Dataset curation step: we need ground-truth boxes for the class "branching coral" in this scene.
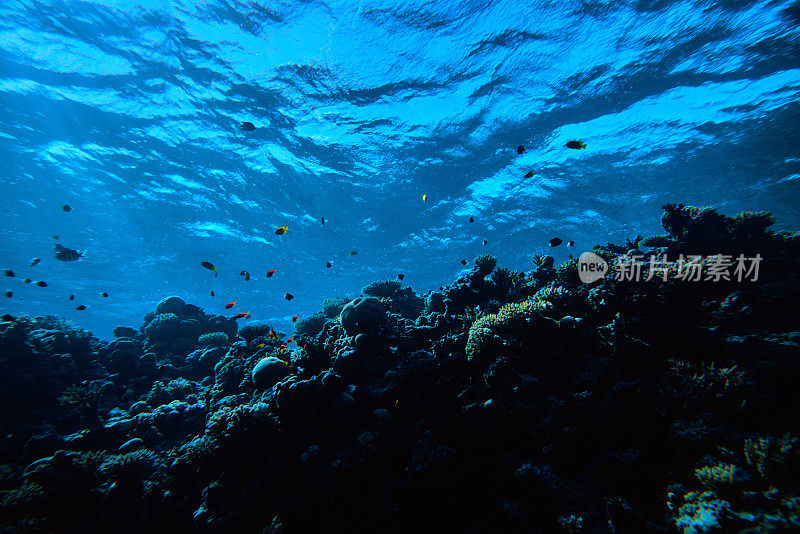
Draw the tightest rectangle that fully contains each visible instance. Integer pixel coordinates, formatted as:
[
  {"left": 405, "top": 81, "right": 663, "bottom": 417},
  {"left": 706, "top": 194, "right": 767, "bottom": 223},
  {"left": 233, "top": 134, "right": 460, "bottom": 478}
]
[
  {"left": 465, "top": 299, "right": 554, "bottom": 361},
  {"left": 474, "top": 254, "right": 497, "bottom": 276},
  {"left": 58, "top": 380, "right": 108, "bottom": 425},
  {"left": 362, "top": 279, "right": 402, "bottom": 298},
  {"left": 198, "top": 332, "right": 230, "bottom": 347},
  {"left": 744, "top": 434, "right": 800, "bottom": 487},
  {"left": 322, "top": 296, "right": 351, "bottom": 318},
  {"left": 237, "top": 322, "right": 273, "bottom": 343}
]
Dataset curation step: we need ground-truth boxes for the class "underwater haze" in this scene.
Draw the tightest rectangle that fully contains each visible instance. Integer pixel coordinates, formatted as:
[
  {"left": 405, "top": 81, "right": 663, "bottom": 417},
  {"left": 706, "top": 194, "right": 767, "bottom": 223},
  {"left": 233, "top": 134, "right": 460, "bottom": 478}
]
[{"left": 1, "top": 0, "right": 799, "bottom": 338}]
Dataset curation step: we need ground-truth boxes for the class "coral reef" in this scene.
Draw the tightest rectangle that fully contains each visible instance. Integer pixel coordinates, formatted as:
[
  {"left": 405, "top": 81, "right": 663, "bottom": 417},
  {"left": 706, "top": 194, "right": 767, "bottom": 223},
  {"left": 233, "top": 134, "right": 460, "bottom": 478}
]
[{"left": 1, "top": 204, "right": 799, "bottom": 534}]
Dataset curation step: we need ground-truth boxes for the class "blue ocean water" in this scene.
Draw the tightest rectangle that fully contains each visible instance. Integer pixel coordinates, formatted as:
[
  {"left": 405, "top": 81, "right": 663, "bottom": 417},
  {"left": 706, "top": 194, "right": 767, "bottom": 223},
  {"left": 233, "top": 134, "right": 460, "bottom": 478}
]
[{"left": 1, "top": 0, "right": 798, "bottom": 340}]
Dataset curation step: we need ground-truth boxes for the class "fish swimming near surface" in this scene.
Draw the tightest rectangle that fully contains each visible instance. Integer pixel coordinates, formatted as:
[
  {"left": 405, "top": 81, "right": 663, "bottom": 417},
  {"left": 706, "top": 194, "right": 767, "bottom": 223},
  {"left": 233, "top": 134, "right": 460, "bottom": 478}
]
[
  {"left": 225, "top": 301, "right": 236, "bottom": 309},
  {"left": 233, "top": 312, "right": 251, "bottom": 320},
  {"left": 285, "top": 293, "right": 294, "bottom": 301},
  {"left": 397, "top": 274, "right": 404, "bottom": 280},
  {"left": 62, "top": 205, "right": 72, "bottom": 212},
  {"left": 266, "top": 269, "right": 277, "bottom": 278},
  {"left": 240, "top": 270, "right": 250, "bottom": 281},
  {"left": 201, "top": 261, "right": 218, "bottom": 276},
  {"left": 483, "top": 240, "right": 488, "bottom": 245},
  {"left": 69, "top": 294, "right": 75, "bottom": 300},
  {"left": 275, "top": 226, "right": 288, "bottom": 236},
  {"left": 54, "top": 244, "right": 83, "bottom": 261},
  {"left": 566, "top": 241, "right": 575, "bottom": 247},
  {"left": 100, "top": 292, "right": 108, "bottom": 297},
  {"left": 23, "top": 278, "right": 31, "bottom": 284},
  {"left": 29, "top": 258, "right": 40, "bottom": 267},
  {"left": 524, "top": 171, "right": 535, "bottom": 178},
  {"left": 75, "top": 305, "right": 86, "bottom": 310},
  {"left": 469, "top": 216, "right": 474, "bottom": 223},
  {"left": 321, "top": 217, "right": 325, "bottom": 224},
  {"left": 35, "top": 281, "right": 47, "bottom": 287},
  {"left": 3, "top": 270, "right": 13, "bottom": 277},
  {"left": 517, "top": 145, "right": 524, "bottom": 154},
  {"left": 566, "top": 140, "right": 587, "bottom": 149},
  {"left": 240, "top": 122, "right": 256, "bottom": 131},
  {"left": 210, "top": 290, "right": 215, "bottom": 297},
  {"left": 461, "top": 259, "right": 467, "bottom": 265},
  {"left": 326, "top": 262, "right": 332, "bottom": 268},
  {"left": 348, "top": 251, "right": 358, "bottom": 256},
  {"left": 4, "top": 291, "right": 11, "bottom": 298},
  {"left": 549, "top": 238, "right": 563, "bottom": 247},
  {"left": 422, "top": 194, "right": 427, "bottom": 202}
]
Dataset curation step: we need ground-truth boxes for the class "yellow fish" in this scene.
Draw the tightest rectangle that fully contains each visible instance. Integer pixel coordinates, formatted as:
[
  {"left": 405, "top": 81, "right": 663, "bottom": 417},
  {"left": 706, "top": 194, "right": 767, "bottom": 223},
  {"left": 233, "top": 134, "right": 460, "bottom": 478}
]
[
  {"left": 422, "top": 194, "right": 427, "bottom": 202},
  {"left": 275, "top": 225, "right": 288, "bottom": 236},
  {"left": 256, "top": 343, "right": 265, "bottom": 349}
]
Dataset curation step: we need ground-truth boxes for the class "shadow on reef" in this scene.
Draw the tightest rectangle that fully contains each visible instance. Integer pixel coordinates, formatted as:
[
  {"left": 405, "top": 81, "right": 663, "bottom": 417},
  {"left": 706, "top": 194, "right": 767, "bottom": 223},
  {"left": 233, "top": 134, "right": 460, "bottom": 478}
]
[{"left": 1, "top": 204, "right": 800, "bottom": 533}]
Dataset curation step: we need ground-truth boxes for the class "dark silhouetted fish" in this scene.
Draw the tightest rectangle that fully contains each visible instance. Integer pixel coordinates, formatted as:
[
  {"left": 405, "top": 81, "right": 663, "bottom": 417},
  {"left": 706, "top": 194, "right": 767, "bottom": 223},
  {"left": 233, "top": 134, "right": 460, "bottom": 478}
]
[
  {"left": 285, "top": 293, "right": 294, "bottom": 301},
  {"left": 326, "top": 262, "right": 332, "bottom": 268},
  {"left": 397, "top": 274, "right": 404, "bottom": 280},
  {"left": 524, "top": 171, "right": 535, "bottom": 178},
  {"left": 23, "top": 278, "right": 31, "bottom": 284},
  {"left": 29, "top": 258, "right": 40, "bottom": 267},
  {"left": 210, "top": 290, "right": 215, "bottom": 297},
  {"left": 483, "top": 240, "right": 488, "bottom": 245},
  {"left": 461, "top": 259, "right": 467, "bottom": 265},
  {"left": 566, "top": 140, "right": 586, "bottom": 149},
  {"left": 76, "top": 305, "right": 86, "bottom": 310},
  {"left": 240, "top": 122, "right": 256, "bottom": 131},
  {"left": 3, "top": 270, "right": 13, "bottom": 277},
  {"left": 54, "top": 244, "right": 83, "bottom": 261},
  {"left": 469, "top": 216, "right": 474, "bottom": 223},
  {"left": 101, "top": 292, "right": 108, "bottom": 297},
  {"left": 4, "top": 291, "right": 11, "bottom": 298},
  {"left": 62, "top": 204, "right": 72, "bottom": 212},
  {"left": 69, "top": 294, "right": 75, "bottom": 300},
  {"left": 566, "top": 241, "right": 575, "bottom": 247},
  {"left": 240, "top": 270, "right": 250, "bottom": 281},
  {"left": 517, "top": 145, "right": 524, "bottom": 154},
  {"left": 35, "top": 281, "right": 47, "bottom": 287},
  {"left": 549, "top": 238, "right": 563, "bottom": 247}
]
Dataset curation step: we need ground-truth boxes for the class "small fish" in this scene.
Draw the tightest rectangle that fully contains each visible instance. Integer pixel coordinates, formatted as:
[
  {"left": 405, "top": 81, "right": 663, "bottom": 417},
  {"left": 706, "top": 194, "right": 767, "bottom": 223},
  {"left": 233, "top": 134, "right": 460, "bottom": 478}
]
[
  {"left": 284, "top": 293, "right": 294, "bottom": 301},
  {"left": 4, "top": 291, "right": 11, "bottom": 298},
  {"left": 3, "top": 270, "right": 13, "bottom": 277},
  {"left": 54, "top": 244, "right": 83, "bottom": 261},
  {"left": 292, "top": 315, "right": 300, "bottom": 322},
  {"left": 266, "top": 269, "right": 277, "bottom": 278},
  {"left": 29, "top": 258, "right": 40, "bottom": 267},
  {"left": 566, "top": 241, "right": 575, "bottom": 247},
  {"left": 69, "top": 294, "right": 75, "bottom": 300},
  {"left": 35, "top": 281, "right": 47, "bottom": 287},
  {"left": 348, "top": 251, "right": 358, "bottom": 256},
  {"left": 394, "top": 399, "right": 399, "bottom": 408},
  {"left": 397, "top": 274, "right": 404, "bottom": 281},
  {"left": 566, "top": 140, "right": 587, "bottom": 149},
  {"left": 321, "top": 217, "right": 325, "bottom": 224},
  {"left": 100, "top": 292, "right": 108, "bottom": 297},
  {"left": 269, "top": 329, "right": 277, "bottom": 339},
  {"left": 278, "top": 344, "right": 287, "bottom": 350},
  {"left": 422, "top": 193, "right": 427, "bottom": 202},
  {"left": 256, "top": 343, "right": 266, "bottom": 349},
  {"left": 439, "top": 286, "right": 443, "bottom": 291},
  {"left": 287, "top": 337, "right": 294, "bottom": 343},
  {"left": 326, "top": 262, "right": 332, "bottom": 268},
  {"left": 240, "top": 270, "right": 250, "bottom": 281},
  {"left": 549, "top": 238, "right": 563, "bottom": 247},
  {"left": 75, "top": 305, "right": 86, "bottom": 310},
  {"left": 461, "top": 259, "right": 467, "bottom": 265},
  {"left": 524, "top": 171, "right": 535, "bottom": 178},
  {"left": 62, "top": 204, "right": 72, "bottom": 212},
  {"left": 483, "top": 240, "right": 488, "bottom": 245},
  {"left": 233, "top": 312, "right": 251, "bottom": 320},
  {"left": 275, "top": 226, "right": 288, "bottom": 236},
  {"left": 469, "top": 216, "right": 474, "bottom": 223},
  {"left": 23, "top": 278, "right": 31, "bottom": 284},
  {"left": 517, "top": 145, "right": 524, "bottom": 154},
  {"left": 201, "top": 261, "right": 218, "bottom": 273},
  {"left": 210, "top": 290, "right": 215, "bottom": 297},
  {"left": 225, "top": 301, "right": 236, "bottom": 309},
  {"left": 240, "top": 121, "right": 256, "bottom": 131}
]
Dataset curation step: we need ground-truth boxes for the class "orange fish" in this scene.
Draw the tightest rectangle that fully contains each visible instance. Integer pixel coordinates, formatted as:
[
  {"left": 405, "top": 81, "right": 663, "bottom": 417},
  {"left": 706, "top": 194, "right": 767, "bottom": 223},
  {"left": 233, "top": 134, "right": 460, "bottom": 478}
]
[
  {"left": 291, "top": 315, "right": 300, "bottom": 322},
  {"left": 266, "top": 269, "right": 277, "bottom": 278},
  {"left": 225, "top": 301, "right": 236, "bottom": 309},
  {"left": 287, "top": 337, "right": 294, "bottom": 343},
  {"left": 279, "top": 344, "right": 287, "bottom": 350},
  {"left": 269, "top": 329, "right": 277, "bottom": 339},
  {"left": 233, "top": 312, "right": 250, "bottom": 320},
  {"left": 303, "top": 343, "right": 308, "bottom": 350}
]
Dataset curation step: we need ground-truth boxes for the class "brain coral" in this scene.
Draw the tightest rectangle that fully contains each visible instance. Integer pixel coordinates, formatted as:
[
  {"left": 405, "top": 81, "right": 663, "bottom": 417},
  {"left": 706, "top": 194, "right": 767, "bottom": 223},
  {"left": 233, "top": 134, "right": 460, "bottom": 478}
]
[
  {"left": 144, "top": 313, "right": 180, "bottom": 343},
  {"left": 465, "top": 299, "right": 554, "bottom": 362}
]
